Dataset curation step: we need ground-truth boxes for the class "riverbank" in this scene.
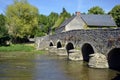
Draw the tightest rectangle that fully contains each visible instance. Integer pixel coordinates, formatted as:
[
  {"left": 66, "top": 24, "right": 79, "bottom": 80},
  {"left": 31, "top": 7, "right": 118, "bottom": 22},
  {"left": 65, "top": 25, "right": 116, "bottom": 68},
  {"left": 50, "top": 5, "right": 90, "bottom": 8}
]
[{"left": 0, "top": 44, "right": 45, "bottom": 54}]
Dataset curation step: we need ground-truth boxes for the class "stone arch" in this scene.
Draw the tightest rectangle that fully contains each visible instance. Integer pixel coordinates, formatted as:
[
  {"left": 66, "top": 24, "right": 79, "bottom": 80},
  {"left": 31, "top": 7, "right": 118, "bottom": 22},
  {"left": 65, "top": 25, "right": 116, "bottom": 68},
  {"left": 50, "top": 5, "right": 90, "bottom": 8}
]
[
  {"left": 49, "top": 41, "right": 54, "bottom": 46},
  {"left": 66, "top": 42, "right": 74, "bottom": 53},
  {"left": 57, "top": 40, "right": 62, "bottom": 48},
  {"left": 108, "top": 48, "right": 120, "bottom": 71},
  {"left": 81, "top": 43, "right": 95, "bottom": 62}
]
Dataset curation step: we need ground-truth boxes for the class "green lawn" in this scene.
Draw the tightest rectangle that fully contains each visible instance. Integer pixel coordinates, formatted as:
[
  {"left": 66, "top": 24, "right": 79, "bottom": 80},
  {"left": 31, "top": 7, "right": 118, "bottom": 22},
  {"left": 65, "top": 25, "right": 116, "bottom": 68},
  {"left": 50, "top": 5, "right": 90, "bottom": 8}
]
[{"left": 0, "top": 44, "right": 45, "bottom": 54}]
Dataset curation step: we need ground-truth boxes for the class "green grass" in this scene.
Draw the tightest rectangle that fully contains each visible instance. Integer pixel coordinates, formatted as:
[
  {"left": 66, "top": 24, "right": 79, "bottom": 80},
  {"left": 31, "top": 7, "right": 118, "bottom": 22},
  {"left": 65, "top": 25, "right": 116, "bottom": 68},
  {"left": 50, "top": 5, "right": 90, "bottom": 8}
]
[{"left": 0, "top": 44, "right": 45, "bottom": 54}]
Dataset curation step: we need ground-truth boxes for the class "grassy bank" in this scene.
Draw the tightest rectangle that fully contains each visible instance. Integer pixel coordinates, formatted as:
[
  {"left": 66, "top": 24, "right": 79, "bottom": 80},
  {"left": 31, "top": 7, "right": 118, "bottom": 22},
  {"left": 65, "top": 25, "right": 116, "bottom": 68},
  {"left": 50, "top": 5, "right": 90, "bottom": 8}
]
[{"left": 0, "top": 44, "right": 45, "bottom": 54}]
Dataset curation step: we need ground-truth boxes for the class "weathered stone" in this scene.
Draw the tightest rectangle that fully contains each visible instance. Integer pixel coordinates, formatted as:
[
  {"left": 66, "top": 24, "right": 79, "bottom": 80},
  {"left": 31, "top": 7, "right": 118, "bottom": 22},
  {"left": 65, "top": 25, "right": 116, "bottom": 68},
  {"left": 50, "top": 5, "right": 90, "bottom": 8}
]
[
  {"left": 88, "top": 53, "right": 109, "bottom": 68},
  {"left": 69, "top": 49, "right": 83, "bottom": 61},
  {"left": 49, "top": 46, "right": 58, "bottom": 53},
  {"left": 57, "top": 47, "right": 67, "bottom": 56}
]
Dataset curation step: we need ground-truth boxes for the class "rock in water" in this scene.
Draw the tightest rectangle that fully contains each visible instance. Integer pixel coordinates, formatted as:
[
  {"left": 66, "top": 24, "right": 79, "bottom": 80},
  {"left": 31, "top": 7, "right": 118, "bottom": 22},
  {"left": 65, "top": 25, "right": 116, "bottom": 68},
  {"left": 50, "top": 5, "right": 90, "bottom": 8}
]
[{"left": 88, "top": 53, "right": 109, "bottom": 68}]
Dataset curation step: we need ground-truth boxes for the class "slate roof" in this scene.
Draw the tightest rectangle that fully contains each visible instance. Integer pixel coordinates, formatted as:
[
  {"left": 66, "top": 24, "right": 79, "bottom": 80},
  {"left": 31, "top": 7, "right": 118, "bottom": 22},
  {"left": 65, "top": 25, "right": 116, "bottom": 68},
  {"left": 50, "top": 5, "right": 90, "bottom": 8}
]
[
  {"left": 59, "top": 14, "right": 116, "bottom": 28},
  {"left": 81, "top": 14, "right": 117, "bottom": 27}
]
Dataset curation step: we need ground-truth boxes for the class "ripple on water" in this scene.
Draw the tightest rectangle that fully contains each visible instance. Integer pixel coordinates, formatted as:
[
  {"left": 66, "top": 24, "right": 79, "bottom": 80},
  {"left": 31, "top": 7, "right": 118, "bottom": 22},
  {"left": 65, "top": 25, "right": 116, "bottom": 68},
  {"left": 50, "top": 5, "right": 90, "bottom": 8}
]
[{"left": 0, "top": 52, "right": 119, "bottom": 80}]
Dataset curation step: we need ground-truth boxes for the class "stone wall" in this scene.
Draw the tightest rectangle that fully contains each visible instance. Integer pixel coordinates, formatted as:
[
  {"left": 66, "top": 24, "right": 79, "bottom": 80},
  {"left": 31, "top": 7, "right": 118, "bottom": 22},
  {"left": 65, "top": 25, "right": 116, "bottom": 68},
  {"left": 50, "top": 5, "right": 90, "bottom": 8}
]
[
  {"left": 36, "top": 28, "right": 120, "bottom": 55},
  {"left": 66, "top": 15, "right": 85, "bottom": 31},
  {"left": 35, "top": 35, "right": 50, "bottom": 50}
]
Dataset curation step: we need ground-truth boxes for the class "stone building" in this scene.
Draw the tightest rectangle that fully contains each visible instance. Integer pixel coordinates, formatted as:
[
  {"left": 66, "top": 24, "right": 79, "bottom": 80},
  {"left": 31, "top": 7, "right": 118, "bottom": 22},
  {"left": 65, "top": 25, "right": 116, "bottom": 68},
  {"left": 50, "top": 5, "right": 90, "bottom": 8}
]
[{"left": 55, "top": 12, "right": 117, "bottom": 33}]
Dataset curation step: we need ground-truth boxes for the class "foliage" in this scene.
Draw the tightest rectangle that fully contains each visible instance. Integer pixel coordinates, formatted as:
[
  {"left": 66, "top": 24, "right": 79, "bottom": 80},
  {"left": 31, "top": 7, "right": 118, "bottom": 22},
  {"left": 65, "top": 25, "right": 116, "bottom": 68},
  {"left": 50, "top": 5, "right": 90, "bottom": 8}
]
[
  {"left": 48, "top": 12, "right": 59, "bottom": 26},
  {"left": 48, "top": 12, "right": 59, "bottom": 33},
  {"left": 37, "top": 14, "right": 48, "bottom": 36},
  {"left": 53, "top": 8, "right": 71, "bottom": 29},
  {"left": 53, "top": 17, "right": 64, "bottom": 29},
  {"left": 35, "top": 8, "right": 71, "bottom": 36},
  {"left": 37, "top": 12, "right": 59, "bottom": 36},
  {"left": 0, "top": 14, "right": 7, "bottom": 38},
  {"left": 0, "top": 14, "right": 10, "bottom": 46},
  {"left": 0, "top": 35, "right": 11, "bottom": 46},
  {"left": 88, "top": 6, "right": 105, "bottom": 14},
  {"left": 109, "top": 5, "right": 120, "bottom": 27},
  {"left": 35, "top": 29, "right": 46, "bottom": 37},
  {"left": 6, "top": 0, "right": 39, "bottom": 39}
]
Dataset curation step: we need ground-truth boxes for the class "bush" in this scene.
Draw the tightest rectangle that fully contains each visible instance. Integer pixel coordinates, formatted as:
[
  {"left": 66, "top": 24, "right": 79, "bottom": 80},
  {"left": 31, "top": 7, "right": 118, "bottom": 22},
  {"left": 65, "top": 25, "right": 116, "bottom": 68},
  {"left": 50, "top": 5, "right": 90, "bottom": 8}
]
[{"left": 0, "top": 35, "right": 11, "bottom": 46}]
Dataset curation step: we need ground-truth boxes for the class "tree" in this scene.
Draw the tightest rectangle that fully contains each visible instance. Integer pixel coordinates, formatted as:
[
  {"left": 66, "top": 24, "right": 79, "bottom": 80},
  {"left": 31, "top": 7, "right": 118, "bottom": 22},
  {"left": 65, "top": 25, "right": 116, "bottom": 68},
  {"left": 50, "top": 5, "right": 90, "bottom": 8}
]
[
  {"left": 88, "top": 6, "right": 105, "bottom": 14},
  {"left": 37, "top": 14, "right": 48, "bottom": 36},
  {"left": 48, "top": 12, "right": 59, "bottom": 25},
  {"left": 48, "top": 12, "right": 59, "bottom": 33},
  {"left": 0, "top": 14, "right": 10, "bottom": 45},
  {"left": 109, "top": 5, "right": 120, "bottom": 27},
  {"left": 0, "top": 14, "right": 7, "bottom": 38},
  {"left": 37, "top": 12, "right": 59, "bottom": 36},
  {"left": 60, "top": 8, "right": 71, "bottom": 18},
  {"left": 53, "top": 8, "right": 71, "bottom": 29},
  {"left": 6, "top": 0, "right": 39, "bottom": 41}
]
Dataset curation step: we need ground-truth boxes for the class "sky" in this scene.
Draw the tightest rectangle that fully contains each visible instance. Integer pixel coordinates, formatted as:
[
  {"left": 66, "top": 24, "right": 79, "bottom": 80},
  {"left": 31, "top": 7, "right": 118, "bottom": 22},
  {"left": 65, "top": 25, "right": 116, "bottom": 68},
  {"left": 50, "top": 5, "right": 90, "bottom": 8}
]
[{"left": 0, "top": 0, "right": 120, "bottom": 15}]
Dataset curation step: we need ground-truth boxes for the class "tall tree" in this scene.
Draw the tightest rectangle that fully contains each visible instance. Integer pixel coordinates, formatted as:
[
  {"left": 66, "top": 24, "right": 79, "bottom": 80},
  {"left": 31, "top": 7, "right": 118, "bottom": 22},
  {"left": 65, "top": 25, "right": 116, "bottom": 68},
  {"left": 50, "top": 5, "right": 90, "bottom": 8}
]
[
  {"left": 48, "top": 12, "right": 59, "bottom": 26},
  {"left": 37, "top": 12, "right": 59, "bottom": 35},
  {"left": 37, "top": 14, "right": 48, "bottom": 36},
  {"left": 109, "top": 5, "right": 120, "bottom": 27},
  {"left": 48, "top": 12, "right": 59, "bottom": 33},
  {"left": 54, "top": 8, "right": 71, "bottom": 29},
  {"left": 60, "top": 8, "right": 71, "bottom": 18},
  {"left": 88, "top": 6, "right": 105, "bottom": 14},
  {"left": 6, "top": 0, "right": 39, "bottom": 40},
  {"left": 0, "top": 14, "right": 7, "bottom": 38}
]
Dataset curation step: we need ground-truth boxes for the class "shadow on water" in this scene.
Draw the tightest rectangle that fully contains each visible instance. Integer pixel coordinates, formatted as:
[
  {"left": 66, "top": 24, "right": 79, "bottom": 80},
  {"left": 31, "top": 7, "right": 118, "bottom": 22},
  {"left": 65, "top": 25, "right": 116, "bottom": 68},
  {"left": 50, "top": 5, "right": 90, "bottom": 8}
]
[
  {"left": 0, "top": 52, "right": 119, "bottom": 80},
  {"left": 108, "top": 48, "right": 120, "bottom": 72},
  {"left": 112, "top": 74, "right": 120, "bottom": 80}
]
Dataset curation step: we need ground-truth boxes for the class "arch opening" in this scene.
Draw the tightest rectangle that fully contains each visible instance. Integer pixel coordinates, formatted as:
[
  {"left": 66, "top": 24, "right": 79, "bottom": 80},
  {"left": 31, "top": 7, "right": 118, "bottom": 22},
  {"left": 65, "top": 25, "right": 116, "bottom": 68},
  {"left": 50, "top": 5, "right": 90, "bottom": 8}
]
[
  {"left": 108, "top": 48, "right": 120, "bottom": 71},
  {"left": 66, "top": 42, "right": 74, "bottom": 52},
  {"left": 49, "top": 42, "right": 54, "bottom": 46},
  {"left": 82, "top": 43, "right": 94, "bottom": 62},
  {"left": 57, "top": 41, "right": 62, "bottom": 48}
]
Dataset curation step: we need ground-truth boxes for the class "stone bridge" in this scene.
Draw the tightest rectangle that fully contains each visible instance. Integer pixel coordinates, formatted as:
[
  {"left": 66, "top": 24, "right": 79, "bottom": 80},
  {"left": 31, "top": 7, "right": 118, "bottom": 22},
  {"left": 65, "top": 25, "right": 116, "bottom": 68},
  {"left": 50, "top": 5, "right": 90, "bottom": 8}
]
[{"left": 35, "top": 29, "right": 120, "bottom": 71}]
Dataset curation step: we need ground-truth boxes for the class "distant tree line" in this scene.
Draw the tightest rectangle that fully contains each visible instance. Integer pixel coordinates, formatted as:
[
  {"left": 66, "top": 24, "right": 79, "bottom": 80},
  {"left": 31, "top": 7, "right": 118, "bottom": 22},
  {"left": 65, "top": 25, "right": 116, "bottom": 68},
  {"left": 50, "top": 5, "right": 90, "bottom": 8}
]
[{"left": 0, "top": 0, "right": 120, "bottom": 44}]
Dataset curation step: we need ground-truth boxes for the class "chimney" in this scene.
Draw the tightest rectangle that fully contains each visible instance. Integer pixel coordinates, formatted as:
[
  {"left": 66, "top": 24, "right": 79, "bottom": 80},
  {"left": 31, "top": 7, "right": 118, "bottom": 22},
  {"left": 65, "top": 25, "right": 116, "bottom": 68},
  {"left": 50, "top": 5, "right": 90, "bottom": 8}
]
[{"left": 76, "top": 12, "right": 80, "bottom": 16}]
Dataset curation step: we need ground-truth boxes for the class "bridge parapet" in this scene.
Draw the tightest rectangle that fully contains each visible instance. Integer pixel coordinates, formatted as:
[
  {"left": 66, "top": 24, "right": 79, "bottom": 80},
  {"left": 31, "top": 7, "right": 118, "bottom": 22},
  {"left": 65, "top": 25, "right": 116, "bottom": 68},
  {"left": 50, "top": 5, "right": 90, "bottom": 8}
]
[
  {"left": 36, "top": 28, "right": 120, "bottom": 55},
  {"left": 35, "top": 28, "right": 120, "bottom": 71}
]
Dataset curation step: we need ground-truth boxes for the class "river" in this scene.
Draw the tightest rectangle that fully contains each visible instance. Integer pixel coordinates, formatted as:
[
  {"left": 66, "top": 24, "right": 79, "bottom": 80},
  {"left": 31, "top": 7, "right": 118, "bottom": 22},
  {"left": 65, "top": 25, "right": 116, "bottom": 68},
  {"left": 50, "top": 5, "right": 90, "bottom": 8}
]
[{"left": 0, "top": 52, "right": 119, "bottom": 80}]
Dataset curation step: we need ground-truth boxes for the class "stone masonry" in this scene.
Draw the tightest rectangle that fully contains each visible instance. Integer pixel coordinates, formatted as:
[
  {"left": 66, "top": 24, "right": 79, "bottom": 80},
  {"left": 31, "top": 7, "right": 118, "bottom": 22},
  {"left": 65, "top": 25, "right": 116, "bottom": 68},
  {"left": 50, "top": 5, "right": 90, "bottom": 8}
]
[{"left": 35, "top": 28, "right": 120, "bottom": 68}]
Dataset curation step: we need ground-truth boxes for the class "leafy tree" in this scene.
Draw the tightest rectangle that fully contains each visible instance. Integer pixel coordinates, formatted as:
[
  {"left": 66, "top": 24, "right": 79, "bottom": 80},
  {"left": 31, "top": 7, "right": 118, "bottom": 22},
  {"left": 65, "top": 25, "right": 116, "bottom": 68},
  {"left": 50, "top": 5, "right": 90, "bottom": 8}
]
[
  {"left": 37, "top": 14, "right": 48, "bottom": 36},
  {"left": 60, "top": 8, "right": 71, "bottom": 18},
  {"left": 37, "top": 8, "right": 71, "bottom": 36},
  {"left": 48, "top": 12, "right": 59, "bottom": 26},
  {"left": 54, "top": 8, "right": 71, "bottom": 29},
  {"left": 6, "top": 0, "right": 39, "bottom": 41},
  {"left": 0, "top": 14, "right": 10, "bottom": 45},
  {"left": 48, "top": 12, "right": 59, "bottom": 33},
  {"left": 88, "top": 6, "right": 105, "bottom": 14},
  {"left": 0, "top": 14, "right": 7, "bottom": 38},
  {"left": 37, "top": 12, "right": 59, "bottom": 36},
  {"left": 109, "top": 5, "right": 120, "bottom": 27},
  {"left": 38, "top": 14, "right": 48, "bottom": 26}
]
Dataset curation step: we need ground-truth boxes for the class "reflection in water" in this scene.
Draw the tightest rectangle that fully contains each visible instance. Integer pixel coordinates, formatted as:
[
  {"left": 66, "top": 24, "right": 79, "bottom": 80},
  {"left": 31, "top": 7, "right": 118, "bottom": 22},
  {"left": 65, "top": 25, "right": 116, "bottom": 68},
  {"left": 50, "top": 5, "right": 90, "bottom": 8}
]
[
  {"left": 112, "top": 74, "right": 120, "bottom": 80},
  {"left": 0, "top": 52, "right": 35, "bottom": 80},
  {"left": 62, "top": 61, "right": 119, "bottom": 80},
  {"left": 0, "top": 52, "right": 119, "bottom": 80},
  {"left": 108, "top": 48, "right": 120, "bottom": 72}
]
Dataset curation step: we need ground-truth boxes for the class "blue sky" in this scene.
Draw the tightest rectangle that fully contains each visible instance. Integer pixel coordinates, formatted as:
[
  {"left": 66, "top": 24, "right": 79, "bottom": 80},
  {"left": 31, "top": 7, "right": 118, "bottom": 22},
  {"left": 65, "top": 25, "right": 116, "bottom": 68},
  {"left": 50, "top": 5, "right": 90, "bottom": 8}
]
[{"left": 0, "top": 0, "right": 120, "bottom": 15}]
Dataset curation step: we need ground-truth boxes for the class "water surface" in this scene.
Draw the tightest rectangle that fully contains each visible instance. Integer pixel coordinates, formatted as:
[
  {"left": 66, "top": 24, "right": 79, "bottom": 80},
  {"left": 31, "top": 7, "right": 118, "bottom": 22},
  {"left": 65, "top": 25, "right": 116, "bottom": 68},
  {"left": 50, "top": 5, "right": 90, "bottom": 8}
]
[{"left": 0, "top": 52, "right": 119, "bottom": 80}]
